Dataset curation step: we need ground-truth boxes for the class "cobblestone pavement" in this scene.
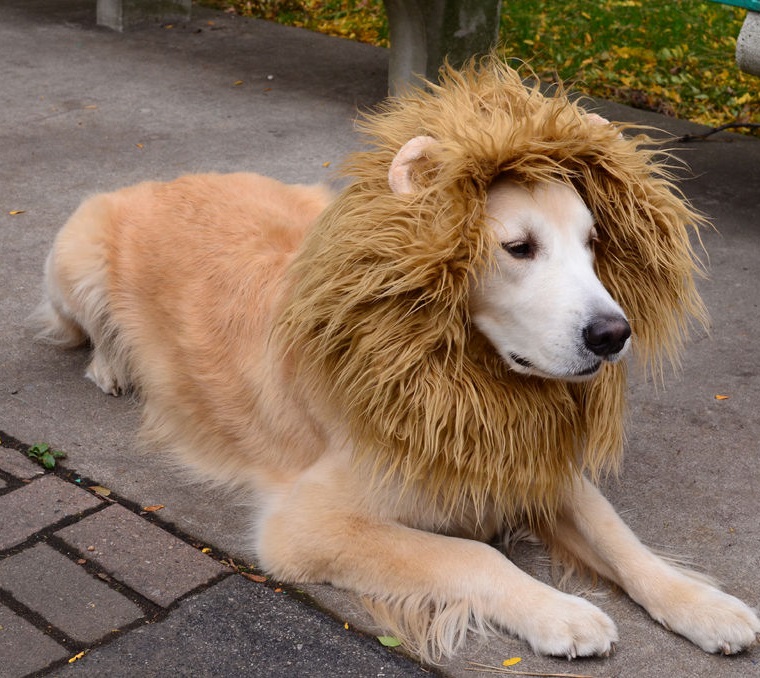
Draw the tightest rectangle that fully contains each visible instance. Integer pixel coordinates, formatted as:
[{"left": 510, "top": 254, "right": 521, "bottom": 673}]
[
  {"left": 0, "top": 442, "right": 429, "bottom": 677},
  {"left": 0, "top": 442, "right": 220, "bottom": 675}
]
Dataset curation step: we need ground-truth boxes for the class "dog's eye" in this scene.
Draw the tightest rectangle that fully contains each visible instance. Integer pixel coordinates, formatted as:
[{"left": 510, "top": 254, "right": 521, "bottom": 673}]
[{"left": 501, "top": 240, "right": 535, "bottom": 259}]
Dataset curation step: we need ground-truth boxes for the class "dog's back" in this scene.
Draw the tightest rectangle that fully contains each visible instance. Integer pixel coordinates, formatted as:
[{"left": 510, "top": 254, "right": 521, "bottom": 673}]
[{"left": 35, "top": 172, "right": 333, "bottom": 486}]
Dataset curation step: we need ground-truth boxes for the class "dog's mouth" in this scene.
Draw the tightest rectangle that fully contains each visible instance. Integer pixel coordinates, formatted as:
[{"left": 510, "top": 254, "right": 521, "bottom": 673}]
[
  {"left": 571, "top": 360, "right": 603, "bottom": 378},
  {"left": 509, "top": 353, "right": 534, "bottom": 369},
  {"left": 508, "top": 352, "right": 603, "bottom": 381}
]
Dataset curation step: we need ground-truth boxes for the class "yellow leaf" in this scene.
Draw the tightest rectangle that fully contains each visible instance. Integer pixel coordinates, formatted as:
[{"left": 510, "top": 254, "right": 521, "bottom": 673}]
[
  {"left": 201, "top": 547, "right": 212, "bottom": 554},
  {"left": 233, "top": 80, "right": 244, "bottom": 86},
  {"left": 68, "top": 651, "right": 87, "bottom": 663},
  {"left": 89, "top": 485, "right": 111, "bottom": 497},
  {"left": 142, "top": 504, "right": 165, "bottom": 512},
  {"left": 503, "top": 657, "right": 522, "bottom": 666},
  {"left": 715, "top": 394, "right": 730, "bottom": 400},
  {"left": 9, "top": 210, "right": 25, "bottom": 215}
]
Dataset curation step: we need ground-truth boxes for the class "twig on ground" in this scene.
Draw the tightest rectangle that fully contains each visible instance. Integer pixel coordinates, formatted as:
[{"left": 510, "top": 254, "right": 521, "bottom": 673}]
[
  {"left": 678, "top": 122, "right": 760, "bottom": 142},
  {"left": 465, "top": 661, "right": 597, "bottom": 677}
]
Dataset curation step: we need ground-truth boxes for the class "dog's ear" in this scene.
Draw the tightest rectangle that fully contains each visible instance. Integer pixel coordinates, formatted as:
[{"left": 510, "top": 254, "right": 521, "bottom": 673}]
[
  {"left": 585, "top": 113, "right": 611, "bottom": 127},
  {"left": 585, "top": 112, "right": 624, "bottom": 139},
  {"left": 388, "top": 135, "right": 440, "bottom": 195}
]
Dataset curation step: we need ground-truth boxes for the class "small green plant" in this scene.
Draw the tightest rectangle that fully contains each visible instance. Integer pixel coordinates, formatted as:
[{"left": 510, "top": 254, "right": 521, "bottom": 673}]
[{"left": 27, "top": 443, "right": 67, "bottom": 470}]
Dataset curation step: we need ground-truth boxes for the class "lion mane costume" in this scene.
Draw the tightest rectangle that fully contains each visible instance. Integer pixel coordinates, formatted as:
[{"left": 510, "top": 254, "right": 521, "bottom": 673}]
[{"left": 277, "top": 57, "right": 705, "bottom": 526}]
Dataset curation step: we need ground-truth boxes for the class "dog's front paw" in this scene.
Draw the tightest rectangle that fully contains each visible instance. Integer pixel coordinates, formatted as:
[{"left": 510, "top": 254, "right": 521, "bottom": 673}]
[
  {"left": 520, "top": 591, "right": 619, "bottom": 659},
  {"left": 652, "top": 577, "right": 760, "bottom": 654}
]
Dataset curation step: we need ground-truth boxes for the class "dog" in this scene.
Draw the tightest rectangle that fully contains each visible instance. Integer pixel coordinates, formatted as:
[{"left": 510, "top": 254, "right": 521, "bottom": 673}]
[{"left": 33, "top": 59, "right": 760, "bottom": 662}]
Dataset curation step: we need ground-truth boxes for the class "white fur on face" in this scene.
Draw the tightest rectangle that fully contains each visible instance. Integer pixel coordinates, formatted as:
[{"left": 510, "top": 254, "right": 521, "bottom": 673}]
[{"left": 470, "top": 179, "right": 631, "bottom": 381}]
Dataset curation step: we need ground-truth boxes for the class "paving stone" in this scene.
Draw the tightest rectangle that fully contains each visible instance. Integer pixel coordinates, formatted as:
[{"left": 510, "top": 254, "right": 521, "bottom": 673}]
[
  {"left": 0, "top": 543, "right": 143, "bottom": 644},
  {"left": 47, "top": 576, "right": 429, "bottom": 678},
  {"left": 0, "top": 601, "right": 69, "bottom": 675},
  {"left": 56, "top": 504, "right": 229, "bottom": 607},
  {"left": 0, "top": 474, "right": 102, "bottom": 550},
  {"left": 0, "top": 445, "right": 45, "bottom": 480}
]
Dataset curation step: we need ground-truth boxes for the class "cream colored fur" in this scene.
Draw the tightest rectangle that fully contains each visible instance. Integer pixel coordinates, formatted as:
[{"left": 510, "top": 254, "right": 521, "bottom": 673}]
[{"left": 34, "top": 62, "right": 760, "bottom": 663}]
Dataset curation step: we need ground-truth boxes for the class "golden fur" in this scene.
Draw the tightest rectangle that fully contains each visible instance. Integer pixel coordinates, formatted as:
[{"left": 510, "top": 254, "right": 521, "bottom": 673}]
[{"left": 35, "top": 58, "right": 760, "bottom": 663}]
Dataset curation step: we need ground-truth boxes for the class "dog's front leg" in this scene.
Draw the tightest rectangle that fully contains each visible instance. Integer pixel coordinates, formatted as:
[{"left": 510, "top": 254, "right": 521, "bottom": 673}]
[
  {"left": 552, "top": 476, "right": 760, "bottom": 654},
  {"left": 254, "top": 473, "right": 618, "bottom": 661}
]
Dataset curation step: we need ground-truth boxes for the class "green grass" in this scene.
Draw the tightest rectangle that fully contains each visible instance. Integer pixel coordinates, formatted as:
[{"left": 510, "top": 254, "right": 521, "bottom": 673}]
[
  {"left": 201, "top": 0, "right": 758, "bottom": 131},
  {"left": 500, "top": 1, "right": 757, "bottom": 129}
]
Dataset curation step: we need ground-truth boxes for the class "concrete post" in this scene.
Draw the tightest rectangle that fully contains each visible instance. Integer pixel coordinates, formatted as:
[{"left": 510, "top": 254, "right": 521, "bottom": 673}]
[
  {"left": 383, "top": 0, "right": 502, "bottom": 95},
  {"left": 97, "top": 0, "right": 191, "bottom": 31},
  {"left": 736, "top": 11, "right": 760, "bottom": 76}
]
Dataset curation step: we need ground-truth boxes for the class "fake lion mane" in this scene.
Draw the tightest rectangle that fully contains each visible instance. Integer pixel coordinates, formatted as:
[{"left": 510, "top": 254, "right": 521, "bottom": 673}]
[{"left": 277, "top": 57, "right": 706, "bottom": 525}]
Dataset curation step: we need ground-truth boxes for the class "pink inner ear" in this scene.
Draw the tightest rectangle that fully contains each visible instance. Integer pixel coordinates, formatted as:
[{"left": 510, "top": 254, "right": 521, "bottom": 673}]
[
  {"left": 388, "top": 135, "right": 438, "bottom": 195},
  {"left": 585, "top": 113, "right": 611, "bottom": 126}
]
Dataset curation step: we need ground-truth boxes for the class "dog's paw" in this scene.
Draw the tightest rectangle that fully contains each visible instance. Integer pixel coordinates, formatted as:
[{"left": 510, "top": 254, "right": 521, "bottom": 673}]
[
  {"left": 85, "top": 354, "right": 123, "bottom": 397},
  {"left": 652, "top": 578, "right": 760, "bottom": 654},
  {"left": 520, "top": 591, "right": 619, "bottom": 659}
]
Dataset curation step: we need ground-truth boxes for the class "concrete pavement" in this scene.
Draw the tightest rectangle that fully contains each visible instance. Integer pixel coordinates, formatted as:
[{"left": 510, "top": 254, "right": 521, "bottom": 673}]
[{"left": 1, "top": 1, "right": 759, "bottom": 676}]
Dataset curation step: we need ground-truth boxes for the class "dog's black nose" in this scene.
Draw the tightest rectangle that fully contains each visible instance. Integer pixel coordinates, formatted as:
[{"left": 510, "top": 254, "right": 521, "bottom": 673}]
[{"left": 583, "top": 315, "right": 631, "bottom": 357}]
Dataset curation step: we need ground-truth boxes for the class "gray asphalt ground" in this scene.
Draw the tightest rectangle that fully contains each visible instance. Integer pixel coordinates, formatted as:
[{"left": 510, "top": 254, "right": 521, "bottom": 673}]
[{"left": 1, "top": 1, "right": 759, "bottom": 676}]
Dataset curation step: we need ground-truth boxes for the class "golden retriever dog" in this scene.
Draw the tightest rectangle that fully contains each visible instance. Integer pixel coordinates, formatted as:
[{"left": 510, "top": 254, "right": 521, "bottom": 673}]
[{"left": 34, "top": 59, "right": 759, "bottom": 662}]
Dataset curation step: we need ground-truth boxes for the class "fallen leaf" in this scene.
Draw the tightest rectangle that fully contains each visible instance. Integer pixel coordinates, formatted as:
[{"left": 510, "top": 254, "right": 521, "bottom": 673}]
[
  {"left": 201, "top": 547, "right": 212, "bottom": 554},
  {"left": 714, "top": 394, "right": 730, "bottom": 400},
  {"left": 233, "top": 80, "right": 244, "bottom": 86},
  {"left": 242, "top": 572, "right": 267, "bottom": 583},
  {"left": 9, "top": 210, "right": 25, "bottom": 215},
  {"left": 89, "top": 485, "right": 111, "bottom": 497},
  {"left": 68, "top": 651, "right": 87, "bottom": 664},
  {"left": 142, "top": 504, "right": 165, "bottom": 512},
  {"left": 135, "top": 143, "right": 144, "bottom": 149},
  {"left": 274, "top": 587, "right": 283, "bottom": 593},
  {"left": 322, "top": 161, "right": 331, "bottom": 168},
  {"left": 344, "top": 622, "right": 349, "bottom": 630},
  {"left": 377, "top": 635, "right": 401, "bottom": 647},
  {"left": 503, "top": 657, "right": 522, "bottom": 666}
]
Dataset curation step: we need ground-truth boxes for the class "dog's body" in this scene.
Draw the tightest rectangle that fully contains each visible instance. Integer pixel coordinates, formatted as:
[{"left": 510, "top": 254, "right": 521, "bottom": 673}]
[{"left": 34, "top": 61, "right": 759, "bottom": 661}]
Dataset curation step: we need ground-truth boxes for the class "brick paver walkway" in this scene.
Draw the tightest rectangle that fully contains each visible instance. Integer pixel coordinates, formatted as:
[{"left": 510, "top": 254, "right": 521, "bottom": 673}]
[{"left": 0, "top": 445, "right": 229, "bottom": 676}]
